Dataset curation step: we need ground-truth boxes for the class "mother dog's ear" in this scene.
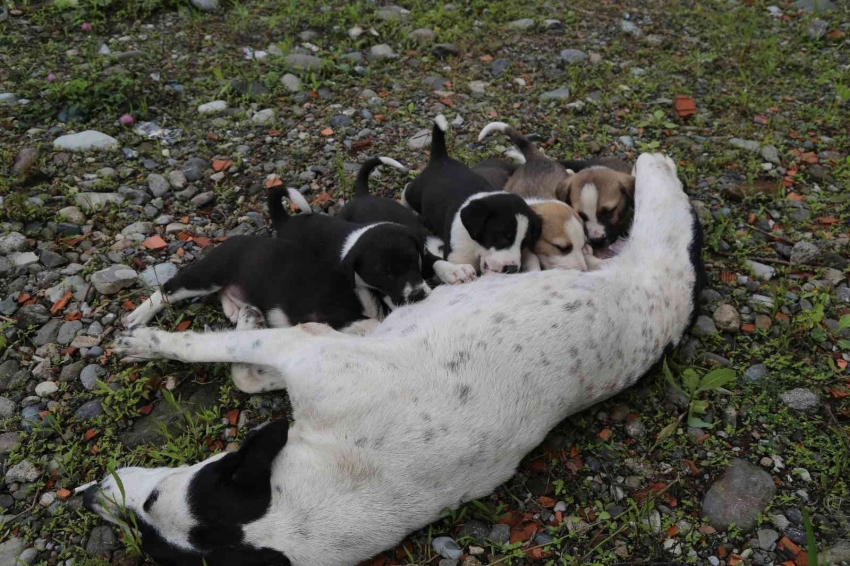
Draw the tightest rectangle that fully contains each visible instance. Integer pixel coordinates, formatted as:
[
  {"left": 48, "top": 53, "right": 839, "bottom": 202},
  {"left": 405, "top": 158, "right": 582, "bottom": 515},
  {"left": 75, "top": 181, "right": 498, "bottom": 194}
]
[
  {"left": 460, "top": 200, "right": 490, "bottom": 240},
  {"left": 229, "top": 418, "right": 290, "bottom": 487}
]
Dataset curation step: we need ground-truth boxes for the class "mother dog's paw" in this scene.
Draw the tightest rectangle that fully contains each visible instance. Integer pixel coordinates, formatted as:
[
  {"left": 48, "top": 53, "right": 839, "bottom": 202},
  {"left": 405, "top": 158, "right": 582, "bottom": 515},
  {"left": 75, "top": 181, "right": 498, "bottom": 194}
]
[{"left": 113, "top": 328, "right": 168, "bottom": 362}]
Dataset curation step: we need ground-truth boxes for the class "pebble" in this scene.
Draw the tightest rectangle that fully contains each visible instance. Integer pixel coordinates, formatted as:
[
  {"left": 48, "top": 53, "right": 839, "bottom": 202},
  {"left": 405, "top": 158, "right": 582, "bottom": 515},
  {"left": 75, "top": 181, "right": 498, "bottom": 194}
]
[
  {"left": 168, "top": 170, "right": 187, "bottom": 189},
  {"left": 540, "top": 87, "right": 571, "bottom": 102},
  {"left": 620, "top": 20, "right": 641, "bottom": 35},
  {"left": 729, "top": 138, "right": 760, "bottom": 152},
  {"left": 489, "top": 524, "right": 510, "bottom": 545},
  {"left": 745, "top": 260, "right": 775, "bottom": 281},
  {"left": 139, "top": 263, "right": 179, "bottom": 288},
  {"left": 713, "top": 304, "right": 740, "bottom": 332},
  {"left": 91, "top": 264, "right": 137, "bottom": 295},
  {"left": 35, "top": 380, "right": 59, "bottom": 397},
  {"left": 692, "top": 315, "right": 718, "bottom": 336},
  {"left": 198, "top": 100, "right": 227, "bottom": 114},
  {"left": 780, "top": 388, "right": 819, "bottom": 413},
  {"left": 409, "top": 28, "right": 436, "bottom": 44},
  {"left": 790, "top": 241, "right": 819, "bottom": 265},
  {"left": 74, "top": 400, "right": 104, "bottom": 421},
  {"left": 744, "top": 364, "right": 769, "bottom": 383},
  {"left": 761, "top": 145, "right": 780, "bottom": 164},
  {"left": 432, "top": 537, "right": 463, "bottom": 560},
  {"left": 0, "top": 539, "right": 25, "bottom": 566},
  {"left": 6, "top": 459, "right": 40, "bottom": 483},
  {"left": 80, "top": 364, "right": 106, "bottom": 390},
  {"left": 625, "top": 419, "right": 645, "bottom": 438},
  {"left": 12, "top": 147, "right": 38, "bottom": 177},
  {"left": 408, "top": 128, "right": 432, "bottom": 150},
  {"left": 75, "top": 192, "right": 124, "bottom": 210},
  {"left": 285, "top": 53, "right": 322, "bottom": 70},
  {"left": 702, "top": 458, "right": 775, "bottom": 532},
  {"left": 560, "top": 49, "right": 588, "bottom": 64},
  {"left": 508, "top": 18, "right": 535, "bottom": 29},
  {"left": 0, "top": 232, "right": 27, "bottom": 254},
  {"left": 0, "top": 397, "right": 15, "bottom": 418},
  {"left": 53, "top": 130, "right": 119, "bottom": 152},
  {"left": 281, "top": 73, "right": 301, "bottom": 92},
  {"left": 85, "top": 525, "right": 118, "bottom": 557},
  {"left": 252, "top": 108, "right": 276, "bottom": 126},
  {"left": 367, "top": 44, "right": 397, "bottom": 61}
]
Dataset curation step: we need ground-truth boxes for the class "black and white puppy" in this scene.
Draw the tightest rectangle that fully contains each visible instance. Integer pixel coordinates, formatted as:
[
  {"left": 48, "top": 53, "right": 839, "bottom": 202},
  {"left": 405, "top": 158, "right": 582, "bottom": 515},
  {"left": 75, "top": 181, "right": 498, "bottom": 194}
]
[
  {"left": 338, "top": 156, "right": 476, "bottom": 285},
  {"left": 269, "top": 186, "right": 431, "bottom": 310},
  {"left": 402, "top": 115, "right": 541, "bottom": 275}
]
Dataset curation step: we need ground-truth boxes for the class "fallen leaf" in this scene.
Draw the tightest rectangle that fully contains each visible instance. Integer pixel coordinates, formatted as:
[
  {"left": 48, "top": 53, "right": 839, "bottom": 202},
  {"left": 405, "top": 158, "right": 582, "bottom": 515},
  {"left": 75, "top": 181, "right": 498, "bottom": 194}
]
[
  {"left": 827, "top": 28, "right": 842, "bottom": 38},
  {"left": 439, "top": 96, "right": 454, "bottom": 107},
  {"left": 225, "top": 409, "right": 240, "bottom": 426},
  {"left": 91, "top": 445, "right": 100, "bottom": 455},
  {"left": 180, "top": 216, "right": 189, "bottom": 224},
  {"left": 143, "top": 235, "right": 168, "bottom": 251},
  {"left": 666, "top": 525, "right": 679, "bottom": 537},
  {"left": 818, "top": 216, "right": 840, "bottom": 225},
  {"left": 684, "top": 459, "right": 700, "bottom": 475},
  {"left": 207, "top": 132, "right": 219, "bottom": 141},
  {"left": 212, "top": 159, "right": 233, "bottom": 172},
  {"left": 51, "top": 290, "right": 73, "bottom": 315},
  {"left": 176, "top": 320, "right": 192, "bottom": 332},
  {"left": 721, "top": 271, "right": 737, "bottom": 284},
  {"left": 479, "top": 54, "right": 493, "bottom": 62},
  {"left": 264, "top": 177, "right": 284, "bottom": 189},
  {"left": 539, "top": 496, "right": 556, "bottom": 508},
  {"left": 192, "top": 236, "right": 211, "bottom": 248},
  {"left": 754, "top": 114, "right": 769, "bottom": 125},
  {"left": 674, "top": 95, "right": 697, "bottom": 117},
  {"left": 598, "top": 428, "right": 612, "bottom": 441},
  {"left": 788, "top": 192, "right": 804, "bottom": 202},
  {"left": 800, "top": 152, "right": 818, "bottom": 164},
  {"left": 56, "top": 488, "right": 72, "bottom": 501},
  {"left": 65, "top": 311, "right": 83, "bottom": 321},
  {"left": 84, "top": 429, "right": 98, "bottom": 441},
  {"left": 17, "top": 293, "right": 31, "bottom": 304},
  {"left": 742, "top": 323, "right": 756, "bottom": 333},
  {"left": 138, "top": 404, "right": 154, "bottom": 416},
  {"left": 121, "top": 299, "right": 136, "bottom": 311},
  {"left": 829, "top": 387, "right": 850, "bottom": 398},
  {"left": 837, "top": 359, "right": 847, "bottom": 369},
  {"left": 321, "top": 128, "right": 334, "bottom": 136},
  {"left": 352, "top": 139, "right": 372, "bottom": 151}
]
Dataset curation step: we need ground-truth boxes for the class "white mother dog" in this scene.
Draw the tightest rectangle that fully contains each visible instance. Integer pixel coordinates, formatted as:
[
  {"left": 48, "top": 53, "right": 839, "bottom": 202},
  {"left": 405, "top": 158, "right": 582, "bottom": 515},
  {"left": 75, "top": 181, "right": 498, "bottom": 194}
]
[{"left": 90, "top": 154, "right": 705, "bottom": 566}]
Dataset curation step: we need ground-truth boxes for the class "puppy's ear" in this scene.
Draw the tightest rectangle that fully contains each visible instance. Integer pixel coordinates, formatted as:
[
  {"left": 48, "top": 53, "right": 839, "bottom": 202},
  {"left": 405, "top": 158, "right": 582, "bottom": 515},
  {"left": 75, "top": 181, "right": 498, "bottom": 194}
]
[
  {"left": 230, "top": 419, "right": 289, "bottom": 487},
  {"left": 620, "top": 174, "right": 636, "bottom": 200},
  {"left": 460, "top": 200, "right": 490, "bottom": 241},
  {"left": 555, "top": 177, "right": 573, "bottom": 205},
  {"left": 523, "top": 209, "right": 543, "bottom": 249}
]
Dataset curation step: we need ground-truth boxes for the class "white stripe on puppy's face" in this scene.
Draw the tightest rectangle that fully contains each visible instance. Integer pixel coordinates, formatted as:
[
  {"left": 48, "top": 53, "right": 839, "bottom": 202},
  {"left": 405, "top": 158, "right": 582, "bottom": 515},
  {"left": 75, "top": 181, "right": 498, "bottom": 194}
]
[
  {"left": 480, "top": 214, "right": 528, "bottom": 274},
  {"left": 579, "top": 183, "right": 606, "bottom": 241}
]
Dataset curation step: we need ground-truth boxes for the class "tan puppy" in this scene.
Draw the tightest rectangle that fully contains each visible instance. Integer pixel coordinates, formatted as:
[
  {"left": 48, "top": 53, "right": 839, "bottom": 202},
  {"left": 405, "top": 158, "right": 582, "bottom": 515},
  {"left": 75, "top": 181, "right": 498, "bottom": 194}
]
[
  {"left": 479, "top": 122, "right": 593, "bottom": 271},
  {"left": 556, "top": 160, "right": 635, "bottom": 249}
]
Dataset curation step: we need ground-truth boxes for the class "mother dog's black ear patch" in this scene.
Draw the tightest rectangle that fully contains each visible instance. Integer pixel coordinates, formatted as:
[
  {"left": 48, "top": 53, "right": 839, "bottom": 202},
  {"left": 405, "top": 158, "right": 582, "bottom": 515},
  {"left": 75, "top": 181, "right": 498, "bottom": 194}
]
[
  {"left": 460, "top": 200, "right": 490, "bottom": 240},
  {"left": 231, "top": 418, "right": 290, "bottom": 486}
]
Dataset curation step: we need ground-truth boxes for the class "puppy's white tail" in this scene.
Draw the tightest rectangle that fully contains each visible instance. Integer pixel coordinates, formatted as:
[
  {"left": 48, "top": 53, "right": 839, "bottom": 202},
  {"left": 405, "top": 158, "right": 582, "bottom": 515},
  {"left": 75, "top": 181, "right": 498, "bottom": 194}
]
[
  {"left": 286, "top": 188, "right": 312, "bottom": 215},
  {"left": 478, "top": 121, "right": 541, "bottom": 161},
  {"left": 434, "top": 114, "right": 449, "bottom": 132},
  {"left": 429, "top": 115, "right": 451, "bottom": 162},
  {"left": 354, "top": 156, "right": 409, "bottom": 198},
  {"left": 503, "top": 147, "right": 527, "bottom": 164}
]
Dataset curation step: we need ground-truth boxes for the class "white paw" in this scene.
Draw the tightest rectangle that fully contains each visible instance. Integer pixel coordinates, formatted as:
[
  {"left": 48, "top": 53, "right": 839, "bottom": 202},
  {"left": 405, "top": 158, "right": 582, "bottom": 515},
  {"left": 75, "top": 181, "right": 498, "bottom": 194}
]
[
  {"left": 113, "top": 328, "right": 168, "bottom": 362},
  {"left": 441, "top": 263, "right": 477, "bottom": 284},
  {"left": 236, "top": 306, "right": 265, "bottom": 331},
  {"left": 123, "top": 303, "right": 155, "bottom": 330}
]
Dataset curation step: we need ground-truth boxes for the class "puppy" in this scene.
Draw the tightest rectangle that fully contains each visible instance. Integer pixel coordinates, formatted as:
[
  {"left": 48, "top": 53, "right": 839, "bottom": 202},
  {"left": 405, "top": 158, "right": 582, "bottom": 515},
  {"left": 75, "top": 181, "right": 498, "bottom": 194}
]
[
  {"left": 103, "top": 153, "right": 706, "bottom": 566},
  {"left": 122, "top": 237, "right": 379, "bottom": 388},
  {"left": 337, "top": 156, "right": 476, "bottom": 285},
  {"left": 469, "top": 149, "right": 526, "bottom": 191},
  {"left": 478, "top": 122, "right": 592, "bottom": 271},
  {"left": 269, "top": 186, "right": 430, "bottom": 311},
  {"left": 556, "top": 158, "right": 635, "bottom": 249},
  {"left": 403, "top": 115, "right": 541, "bottom": 274}
]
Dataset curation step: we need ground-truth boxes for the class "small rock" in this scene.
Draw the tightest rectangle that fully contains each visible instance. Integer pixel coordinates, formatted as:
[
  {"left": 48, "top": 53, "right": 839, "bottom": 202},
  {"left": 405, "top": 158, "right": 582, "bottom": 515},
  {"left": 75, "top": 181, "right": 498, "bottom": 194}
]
[
  {"left": 745, "top": 260, "right": 775, "bottom": 281},
  {"left": 729, "top": 138, "right": 760, "bottom": 152},
  {"left": 139, "top": 263, "right": 178, "bottom": 288},
  {"left": 489, "top": 524, "right": 510, "bottom": 545},
  {"left": 409, "top": 28, "right": 436, "bottom": 44},
  {"left": 794, "top": 0, "right": 834, "bottom": 12},
  {"left": 6, "top": 459, "right": 40, "bottom": 483},
  {"left": 91, "top": 264, "right": 137, "bottom": 295},
  {"left": 790, "top": 241, "right": 819, "bottom": 265},
  {"left": 60, "top": 360, "right": 86, "bottom": 382},
  {"left": 692, "top": 315, "right": 718, "bottom": 336},
  {"left": 0, "top": 397, "right": 15, "bottom": 418},
  {"left": 702, "top": 458, "right": 776, "bottom": 532},
  {"left": 198, "top": 100, "right": 227, "bottom": 114},
  {"left": 80, "top": 364, "right": 106, "bottom": 390},
  {"left": 181, "top": 158, "right": 209, "bottom": 182},
  {"left": 408, "top": 128, "right": 432, "bottom": 150},
  {"left": 713, "top": 304, "right": 741, "bottom": 333},
  {"left": 757, "top": 528, "right": 779, "bottom": 549},
  {"left": 285, "top": 53, "right": 323, "bottom": 70},
  {"left": 191, "top": 191, "right": 215, "bottom": 207},
  {"left": 0, "top": 232, "right": 26, "bottom": 255},
  {"left": 168, "top": 170, "right": 187, "bottom": 189},
  {"left": 330, "top": 114, "right": 353, "bottom": 129},
  {"left": 86, "top": 525, "right": 118, "bottom": 557},
  {"left": 744, "top": 364, "right": 769, "bottom": 383},
  {"left": 560, "top": 49, "right": 588, "bottom": 64},
  {"left": 0, "top": 539, "right": 25, "bottom": 566},
  {"left": 10, "top": 251, "right": 38, "bottom": 267},
  {"left": 57, "top": 320, "right": 83, "bottom": 345},
  {"left": 12, "top": 147, "right": 38, "bottom": 177},
  {"left": 53, "top": 130, "right": 118, "bottom": 152},
  {"left": 16, "top": 304, "right": 51, "bottom": 328},
  {"left": 761, "top": 145, "right": 781, "bottom": 165},
  {"left": 825, "top": 540, "right": 850, "bottom": 564},
  {"left": 508, "top": 18, "right": 535, "bottom": 29},
  {"left": 190, "top": 0, "right": 219, "bottom": 10},
  {"left": 433, "top": 537, "right": 463, "bottom": 560},
  {"left": 58, "top": 206, "right": 86, "bottom": 225},
  {"left": 468, "top": 80, "right": 488, "bottom": 95},
  {"left": 540, "top": 87, "right": 571, "bottom": 102},
  {"left": 252, "top": 108, "right": 276, "bottom": 126},
  {"left": 74, "top": 399, "right": 104, "bottom": 421},
  {"left": 367, "top": 44, "right": 397, "bottom": 61},
  {"left": 432, "top": 43, "right": 459, "bottom": 58},
  {"left": 780, "top": 388, "right": 819, "bottom": 413},
  {"left": 281, "top": 73, "right": 301, "bottom": 93},
  {"left": 620, "top": 20, "right": 641, "bottom": 35},
  {"left": 625, "top": 419, "right": 646, "bottom": 439},
  {"left": 75, "top": 192, "right": 124, "bottom": 210},
  {"left": 491, "top": 58, "right": 510, "bottom": 77}
]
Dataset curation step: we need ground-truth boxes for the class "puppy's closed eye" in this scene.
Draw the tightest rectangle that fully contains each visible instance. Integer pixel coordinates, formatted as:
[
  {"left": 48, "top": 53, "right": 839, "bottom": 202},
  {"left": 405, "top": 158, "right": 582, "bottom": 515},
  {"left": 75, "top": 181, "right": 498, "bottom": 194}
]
[{"left": 553, "top": 243, "right": 573, "bottom": 254}]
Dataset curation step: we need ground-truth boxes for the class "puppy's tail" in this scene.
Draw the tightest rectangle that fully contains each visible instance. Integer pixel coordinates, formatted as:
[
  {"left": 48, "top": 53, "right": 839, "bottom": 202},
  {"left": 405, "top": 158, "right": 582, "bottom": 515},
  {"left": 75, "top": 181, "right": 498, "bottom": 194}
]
[
  {"left": 354, "top": 156, "right": 409, "bottom": 198},
  {"left": 268, "top": 186, "right": 311, "bottom": 227},
  {"left": 429, "top": 114, "right": 451, "bottom": 162},
  {"left": 478, "top": 122, "right": 541, "bottom": 161}
]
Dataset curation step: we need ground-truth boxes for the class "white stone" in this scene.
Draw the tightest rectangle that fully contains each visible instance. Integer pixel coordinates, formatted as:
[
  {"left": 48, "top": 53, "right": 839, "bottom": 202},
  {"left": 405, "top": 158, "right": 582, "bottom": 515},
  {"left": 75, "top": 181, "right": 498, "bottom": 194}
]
[
  {"left": 35, "top": 381, "right": 59, "bottom": 397},
  {"left": 252, "top": 108, "right": 276, "bottom": 126},
  {"left": 53, "top": 131, "right": 119, "bottom": 152},
  {"left": 198, "top": 100, "right": 228, "bottom": 114}
]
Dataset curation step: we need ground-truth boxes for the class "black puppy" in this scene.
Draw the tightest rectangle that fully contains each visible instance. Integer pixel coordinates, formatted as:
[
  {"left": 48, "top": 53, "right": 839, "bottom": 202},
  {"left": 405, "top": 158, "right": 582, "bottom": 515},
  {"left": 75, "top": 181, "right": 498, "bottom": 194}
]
[
  {"left": 270, "top": 186, "right": 431, "bottom": 311},
  {"left": 402, "top": 115, "right": 541, "bottom": 274},
  {"left": 470, "top": 158, "right": 519, "bottom": 191},
  {"left": 124, "top": 236, "right": 371, "bottom": 332},
  {"left": 338, "top": 156, "right": 477, "bottom": 285}
]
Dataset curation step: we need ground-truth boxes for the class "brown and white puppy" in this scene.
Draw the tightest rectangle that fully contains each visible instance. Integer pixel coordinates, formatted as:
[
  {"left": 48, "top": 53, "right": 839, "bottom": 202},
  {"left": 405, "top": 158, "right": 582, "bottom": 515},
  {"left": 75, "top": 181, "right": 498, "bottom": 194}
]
[
  {"left": 478, "top": 123, "right": 593, "bottom": 271},
  {"left": 522, "top": 199, "right": 591, "bottom": 272},
  {"left": 556, "top": 159, "right": 636, "bottom": 249}
]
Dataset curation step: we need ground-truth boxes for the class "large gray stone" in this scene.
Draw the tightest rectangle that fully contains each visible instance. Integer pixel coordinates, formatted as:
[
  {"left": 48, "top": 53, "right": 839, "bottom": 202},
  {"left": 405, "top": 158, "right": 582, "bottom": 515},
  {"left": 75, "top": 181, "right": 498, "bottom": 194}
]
[
  {"left": 190, "top": 0, "right": 219, "bottom": 11},
  {"left": 745, "top": 260, "right": 775, "bottom": 281},
  {"left": 692, "top": 315, "right": 718, "bottom": 336},
  {"left": 729, "top": 138, "right": 760, "bottom": 153},
  {"left": 407, "top": 129, "right": 432, "bottom": 150},
  {"left": 560, "top": 49, "right": 588, "bottom": 64},
  {"left": 794, "top": 0, "right": 834, "bottom": 12},
  {"left": 53, "top": 130, "right": 119, "bottom": 152},
  {"left": 780, "top": 388, "right": 819, "bottom": 413},
  {"left": 74, "top": 192, "right": 124, "bottom": 211},
  {"left": 57, "top": 320, "right": 83, "bottom": 345},
  {"left": 702, "top": 458, "right": 775, "bottom": 532},
  {"left": 540, "top": 87, "right": 571, "bottom": 102},
  {"left": 0, "top": 397, "right": 15, "bottom": 419},
  {"left": 6, "top": 459, "right": 40, "bottom": 483},
  {"left": 139, "top": 263, "right": 178, "bottom": 288},
  {"left": 281, "top": 73, "right": 301, "bottom": 93},
  {"left": 0, "top": 232, "right": 26, "bottom": 255},
  {"left": 197, "top": 100, "right": 227, "bottom": 114},
  {"left": 74, "top": 400, "right": 104, "bottom": 420},
  {"left": 91, "top": 265, "right": 137, "bottom": 295},
  {"left": 790, "top": 241, "right": 819, "bottom": 265},
  {"left": 0, "top": 538, "right": 24, "bottom": 566},
  {"left": 285, "top": 53, "right": 322, "bottom": 71},
  {"left": 367, "top": 44, "right": 397, "bottom": 61},
  {"left": 16, "top": 304, "right": 51, "bottom": 328},
  {"left": 46, "top": 275, "right": 87, "bottom": 302},
  {"left": 713, "top": 304, "right": 741, "bottom": 333},
  {"left": 120, "top": 384, "right": 220, "bottom": 448},
  {"left": 147, "top": 174, "right": 170, "bottom": 197},
  {"left": 86, "top": 525, "right": 118, "bottom": 557},
  {"left": 508, "top": 18, "right": 535, "bottom": 29},
  {"left": 11, "top": 147, "right": 37, "bottom": 177}
]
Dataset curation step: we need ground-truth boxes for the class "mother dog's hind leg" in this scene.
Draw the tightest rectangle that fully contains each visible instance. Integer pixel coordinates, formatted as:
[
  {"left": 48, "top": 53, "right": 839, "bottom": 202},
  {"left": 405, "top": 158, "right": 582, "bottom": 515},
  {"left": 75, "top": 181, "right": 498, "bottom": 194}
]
[
  {"left": 113, "top": 322, "right": 353, "bottom": 393},
  {"left": 229, "top": 307, "right": 286, "bottom": 394}
]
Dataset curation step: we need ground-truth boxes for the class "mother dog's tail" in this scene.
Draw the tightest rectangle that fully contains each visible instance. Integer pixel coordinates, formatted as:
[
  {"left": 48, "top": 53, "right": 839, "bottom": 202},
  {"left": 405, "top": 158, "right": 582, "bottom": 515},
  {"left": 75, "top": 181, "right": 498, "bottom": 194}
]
[
  {"left": 354, "top": 156, "right": 408, "bottom": 198},
  {"left": 478, "top": 122, "right": 542, "bottom": 163}
]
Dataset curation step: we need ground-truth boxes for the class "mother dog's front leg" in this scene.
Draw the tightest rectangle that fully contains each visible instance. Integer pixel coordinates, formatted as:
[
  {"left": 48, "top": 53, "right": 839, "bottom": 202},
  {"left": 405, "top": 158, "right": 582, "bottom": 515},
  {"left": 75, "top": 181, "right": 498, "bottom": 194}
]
[{"left": 113, "top": 323, "right": 341, "bottom": 393}]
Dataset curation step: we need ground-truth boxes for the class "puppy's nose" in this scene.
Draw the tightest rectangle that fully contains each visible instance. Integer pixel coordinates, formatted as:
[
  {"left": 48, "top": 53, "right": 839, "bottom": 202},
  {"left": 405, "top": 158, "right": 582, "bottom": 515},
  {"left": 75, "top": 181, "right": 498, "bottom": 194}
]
[
  {"left": 588, "top": 237, "right": 608, "bottom": 249},
  {"left": 83, "top": 484, "right": 99, "bottom": 512},
  {"left": 503, "top": 265, "right": 520, "bottom": 275}
]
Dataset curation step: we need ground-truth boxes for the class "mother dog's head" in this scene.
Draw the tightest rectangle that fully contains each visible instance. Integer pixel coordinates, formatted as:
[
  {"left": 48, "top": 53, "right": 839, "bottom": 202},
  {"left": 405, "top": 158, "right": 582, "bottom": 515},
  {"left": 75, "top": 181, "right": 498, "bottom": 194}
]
[{"left": 84, "top": 419, "right": 291, "bottom": 566}]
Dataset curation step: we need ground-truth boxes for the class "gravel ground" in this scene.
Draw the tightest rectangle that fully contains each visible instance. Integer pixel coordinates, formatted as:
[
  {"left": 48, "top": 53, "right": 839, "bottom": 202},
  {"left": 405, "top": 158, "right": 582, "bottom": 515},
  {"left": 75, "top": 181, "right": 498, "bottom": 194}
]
[{"left": 1, "top": 0, "right": 849, "bottom": 565}]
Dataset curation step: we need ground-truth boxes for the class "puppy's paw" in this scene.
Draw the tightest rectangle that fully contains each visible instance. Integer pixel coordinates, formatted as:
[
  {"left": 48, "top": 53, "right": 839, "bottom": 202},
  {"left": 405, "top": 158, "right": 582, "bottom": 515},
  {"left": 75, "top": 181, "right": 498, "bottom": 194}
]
[
  {"left": 113, "top": 328, "right": 168, "bottom": 362},
  {"left": 236, "top": 306, "right": 265, "bottom": 331},
  {"left": 123, "top": 304, "right": 154, "bottom": 330},
  {"left": 434, "top": 261, "right": 477, "bottom": 285}
]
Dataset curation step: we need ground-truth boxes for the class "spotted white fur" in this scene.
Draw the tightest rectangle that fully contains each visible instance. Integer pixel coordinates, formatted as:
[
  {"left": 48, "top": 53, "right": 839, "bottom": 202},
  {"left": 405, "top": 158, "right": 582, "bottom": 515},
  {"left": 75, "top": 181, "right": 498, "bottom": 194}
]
[{"left": 105, "top": 154, "right": 699, "bottom": 566}]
